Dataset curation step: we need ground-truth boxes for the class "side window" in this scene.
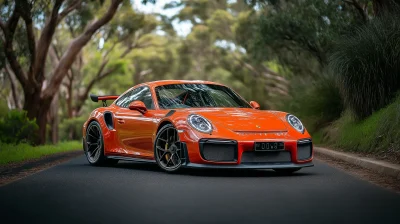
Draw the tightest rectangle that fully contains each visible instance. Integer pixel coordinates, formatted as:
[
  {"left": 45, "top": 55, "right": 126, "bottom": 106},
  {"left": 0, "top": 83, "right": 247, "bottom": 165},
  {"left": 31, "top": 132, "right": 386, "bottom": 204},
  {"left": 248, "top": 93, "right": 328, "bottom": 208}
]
[
  {"left": 115, "top": 87, "right": 144, "bottom": 108},
  {"left": 115, "top": 87, "right": 154, "bottom": 109},
  {"left": 140, "top": 88, "right": 155, "bottom": 109},
  {"left": 115, "top": 89, "right": 133, "bottom": 107}
]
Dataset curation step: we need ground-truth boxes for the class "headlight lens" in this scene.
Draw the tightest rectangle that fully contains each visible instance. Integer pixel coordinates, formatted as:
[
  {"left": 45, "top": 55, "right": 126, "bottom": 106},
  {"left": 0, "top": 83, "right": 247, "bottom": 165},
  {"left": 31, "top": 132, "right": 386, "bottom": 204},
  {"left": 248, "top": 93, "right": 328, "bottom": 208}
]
[
  {"left": 286, "top": 114, "right": 304, "bottom": 133},
  {"left": 187, "top": 114, "right": 212, "bottom": 134}
]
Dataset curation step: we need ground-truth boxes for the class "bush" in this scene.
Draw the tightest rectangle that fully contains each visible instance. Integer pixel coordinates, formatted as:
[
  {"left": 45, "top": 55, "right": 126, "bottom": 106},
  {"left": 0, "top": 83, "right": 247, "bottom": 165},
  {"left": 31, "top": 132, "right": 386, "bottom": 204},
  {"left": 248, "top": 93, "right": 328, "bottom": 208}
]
[
  {"left": 0, "top": 100, "right": 8, "bottom": 119},
  {"left": 272, "top": 73, "right": 343, "bottom": 133},
  {"left": 0, "top": 110, "right": 38, "bottom": 144},
  {"left": 329, "top": 13, "right": 400, "bottom": 119},
  {"left": 59, "top": 116, "right": 87, "bottom": 141}
]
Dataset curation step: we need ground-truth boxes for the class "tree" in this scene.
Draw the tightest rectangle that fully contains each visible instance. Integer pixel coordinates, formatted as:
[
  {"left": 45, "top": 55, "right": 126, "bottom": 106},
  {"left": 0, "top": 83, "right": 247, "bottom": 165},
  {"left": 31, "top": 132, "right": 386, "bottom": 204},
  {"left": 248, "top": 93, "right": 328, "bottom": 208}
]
[
  {"left": 373, "top": 0, "right": 400, "bottom": 16},
  {"left": 164, "top": 0, "right": 289, "bottom": 106},
  {"left": 0, "top": 0, "right": 123, "bottom": 144}
]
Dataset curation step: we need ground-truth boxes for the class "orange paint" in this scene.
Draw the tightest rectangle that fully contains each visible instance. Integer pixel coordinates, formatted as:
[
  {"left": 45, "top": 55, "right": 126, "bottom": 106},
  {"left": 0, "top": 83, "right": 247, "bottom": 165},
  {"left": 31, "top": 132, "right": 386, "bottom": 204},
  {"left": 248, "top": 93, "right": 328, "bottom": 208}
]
[{"left": 83, "top": 80, "right": 313, "bottom": 168}]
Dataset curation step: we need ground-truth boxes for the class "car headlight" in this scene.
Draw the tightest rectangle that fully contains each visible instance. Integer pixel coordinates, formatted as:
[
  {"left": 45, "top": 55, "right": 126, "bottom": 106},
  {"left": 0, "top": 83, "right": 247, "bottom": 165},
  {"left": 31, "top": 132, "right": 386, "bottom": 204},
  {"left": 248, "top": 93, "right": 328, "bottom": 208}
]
[
  {"left": 286, "top": 114, "right": 305, "bottom": 133},
  {"left": 187, "top": 114, "right": 213, "bottom": 134}
]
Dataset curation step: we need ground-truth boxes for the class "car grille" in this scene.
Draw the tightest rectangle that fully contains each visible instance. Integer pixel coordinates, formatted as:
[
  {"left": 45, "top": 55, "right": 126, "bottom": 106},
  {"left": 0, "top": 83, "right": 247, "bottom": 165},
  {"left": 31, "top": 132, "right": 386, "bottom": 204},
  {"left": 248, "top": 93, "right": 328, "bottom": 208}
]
[
  {"left": 199, "top": 139, "right": 237, "bottom": 162},
  {"left": 241, "top": 151, "right": 291, "bottom": 163},
  {"left": 297, "top": 139, "right": 312, "bottom": 160}
]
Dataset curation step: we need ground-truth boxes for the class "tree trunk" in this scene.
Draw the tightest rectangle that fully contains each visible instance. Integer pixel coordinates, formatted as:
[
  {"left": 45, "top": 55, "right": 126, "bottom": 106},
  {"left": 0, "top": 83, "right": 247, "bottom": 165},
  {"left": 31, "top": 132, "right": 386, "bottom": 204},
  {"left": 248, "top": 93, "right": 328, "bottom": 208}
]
[
  {"left": 5, "top": 65, "right": 21, "bottom": 109},
  {"left": 23, "top": 87, "right": 52, "bottom": 144},
  {"left": 3, "top": 0, "right": 123, "bottom": 145},
  {"left": 49, "top": 92, "right": 59, "bottom": 144}
]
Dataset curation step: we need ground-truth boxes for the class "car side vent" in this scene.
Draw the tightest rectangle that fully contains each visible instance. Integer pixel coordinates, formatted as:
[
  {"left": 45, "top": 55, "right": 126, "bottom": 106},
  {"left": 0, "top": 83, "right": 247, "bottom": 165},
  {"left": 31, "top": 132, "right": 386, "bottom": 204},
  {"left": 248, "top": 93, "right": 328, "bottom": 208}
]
[{"left": 104, "top": 112, "right": 114, "bottom": 130}]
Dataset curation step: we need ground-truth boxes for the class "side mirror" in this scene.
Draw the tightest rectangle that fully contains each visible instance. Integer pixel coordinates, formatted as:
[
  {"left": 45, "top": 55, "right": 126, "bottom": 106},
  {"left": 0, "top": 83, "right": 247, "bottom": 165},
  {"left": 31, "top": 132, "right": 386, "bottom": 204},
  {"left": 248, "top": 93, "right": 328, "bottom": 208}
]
[
  {"left": 249, "top": 101, "right": 260, "bottom": 109},
  {"left": 128, "top": 100, "right": 147, "bottom": 114}
]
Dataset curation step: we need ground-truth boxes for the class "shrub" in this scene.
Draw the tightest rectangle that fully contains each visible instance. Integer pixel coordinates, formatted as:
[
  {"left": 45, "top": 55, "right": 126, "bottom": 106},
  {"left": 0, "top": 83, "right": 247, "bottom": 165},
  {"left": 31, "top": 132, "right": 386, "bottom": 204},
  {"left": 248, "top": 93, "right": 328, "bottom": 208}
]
[
  {"left": 329, "top": 13, "right": 400, "bottom": 119},
  {"left": 0, "top": 100, "right": 8, "bottom": 119},
  {"left": 0, "top": 110, "right": 38, "bottom": 144},
  {"left": 59, "top": 116, "right": 87, "bottom": 141},
  {"left": 273, "top": 73, "right": 343, "bottom": 133}
]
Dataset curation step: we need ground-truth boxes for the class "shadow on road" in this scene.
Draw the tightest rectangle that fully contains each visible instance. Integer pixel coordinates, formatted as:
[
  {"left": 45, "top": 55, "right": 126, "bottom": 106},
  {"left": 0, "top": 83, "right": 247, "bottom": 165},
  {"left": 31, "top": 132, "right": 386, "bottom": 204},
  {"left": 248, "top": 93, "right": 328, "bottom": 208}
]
[{"left": 97, "top": 161, "right": 317, "bottom": 178}]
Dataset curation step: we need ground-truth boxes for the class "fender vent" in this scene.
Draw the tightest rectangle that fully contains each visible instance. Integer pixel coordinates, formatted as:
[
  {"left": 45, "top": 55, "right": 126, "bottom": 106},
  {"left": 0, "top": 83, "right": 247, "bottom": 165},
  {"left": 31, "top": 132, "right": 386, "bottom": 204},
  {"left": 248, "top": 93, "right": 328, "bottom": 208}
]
[{"left": 104, "top": 112, "right": 114, "bottom": 130}]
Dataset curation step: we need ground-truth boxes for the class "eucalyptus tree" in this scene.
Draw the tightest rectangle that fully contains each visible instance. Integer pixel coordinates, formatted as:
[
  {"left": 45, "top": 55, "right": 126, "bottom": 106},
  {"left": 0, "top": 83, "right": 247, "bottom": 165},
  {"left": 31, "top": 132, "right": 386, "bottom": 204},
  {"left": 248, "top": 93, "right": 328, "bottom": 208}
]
[
  {"left": 164, "top": 0, "right": 289, "bottom": 106},
  {"left": 0, "top": 0, "right": 156, "bottom": 144}
]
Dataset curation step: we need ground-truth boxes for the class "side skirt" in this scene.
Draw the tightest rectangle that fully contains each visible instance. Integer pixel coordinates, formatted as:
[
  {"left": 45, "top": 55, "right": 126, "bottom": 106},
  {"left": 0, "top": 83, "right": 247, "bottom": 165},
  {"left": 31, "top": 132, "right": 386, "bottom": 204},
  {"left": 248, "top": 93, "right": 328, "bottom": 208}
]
[{"left": 106, "top": 155, "right": 156, "bottom": 163}]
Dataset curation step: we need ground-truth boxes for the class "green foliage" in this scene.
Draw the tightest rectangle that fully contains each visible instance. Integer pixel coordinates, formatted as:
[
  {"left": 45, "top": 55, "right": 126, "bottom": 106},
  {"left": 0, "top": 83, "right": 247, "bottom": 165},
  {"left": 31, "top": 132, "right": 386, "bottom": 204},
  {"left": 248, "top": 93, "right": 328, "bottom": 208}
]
[
  {"left": 273, "top": 74, "right": 343, "bottom": 133},
  {"left": 323, "top": 95, "right": 400, "bottom": 160},
  {"left": 0, "top": 100, "right": 8, "bottom": 118},
  {"left": 0, "top": 141, "right": 81, "bottom": 165},
  {"left": 250, "top": 0, "right": 364, "bottom": 76},
  {"left": 207, "top": 9, "right": 234, "bottom": 40},
  {"left": 329, "top": 13, "right": 400, "bottom": 119},
  {"left": 0, "top": 110, "right": 38, "bottom": 144},
  {"left": 59, "top": 116, "right": 87, "bottom": 141}
]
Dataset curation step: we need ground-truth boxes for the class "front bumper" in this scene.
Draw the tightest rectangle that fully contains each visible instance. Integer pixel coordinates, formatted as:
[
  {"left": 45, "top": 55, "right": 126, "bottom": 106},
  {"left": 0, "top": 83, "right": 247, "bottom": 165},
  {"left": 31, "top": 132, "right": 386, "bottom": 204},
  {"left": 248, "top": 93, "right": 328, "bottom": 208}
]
[
  {"left": 180, "top": 138, "right": 314, "bottom": 169},
  {"left": 184, "top": 162, "right": 313, "bottom": 169}
]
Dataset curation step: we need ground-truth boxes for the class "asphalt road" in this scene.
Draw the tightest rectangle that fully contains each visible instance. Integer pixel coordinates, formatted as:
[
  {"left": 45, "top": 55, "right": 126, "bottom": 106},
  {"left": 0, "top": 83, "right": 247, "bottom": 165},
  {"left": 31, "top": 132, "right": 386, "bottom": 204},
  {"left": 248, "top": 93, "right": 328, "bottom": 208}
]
[{"left": 1, "top": 156, "right": 399, "bottom": 224}]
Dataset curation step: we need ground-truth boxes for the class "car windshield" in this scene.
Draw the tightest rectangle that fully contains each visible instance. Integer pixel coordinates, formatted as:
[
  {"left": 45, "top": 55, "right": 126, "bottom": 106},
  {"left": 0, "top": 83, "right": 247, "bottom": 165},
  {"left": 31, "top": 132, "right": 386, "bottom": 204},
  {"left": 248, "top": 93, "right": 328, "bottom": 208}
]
[{"left": 155, "top": 84, "right": 251, "bottom": 109}]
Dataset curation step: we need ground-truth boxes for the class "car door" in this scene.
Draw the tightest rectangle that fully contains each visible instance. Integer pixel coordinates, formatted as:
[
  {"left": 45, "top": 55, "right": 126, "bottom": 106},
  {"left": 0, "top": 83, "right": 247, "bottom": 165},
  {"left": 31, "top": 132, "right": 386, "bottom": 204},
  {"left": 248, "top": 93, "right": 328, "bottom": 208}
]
[{"left": 114, "top": 86, "right": 157, "bottom": 159}]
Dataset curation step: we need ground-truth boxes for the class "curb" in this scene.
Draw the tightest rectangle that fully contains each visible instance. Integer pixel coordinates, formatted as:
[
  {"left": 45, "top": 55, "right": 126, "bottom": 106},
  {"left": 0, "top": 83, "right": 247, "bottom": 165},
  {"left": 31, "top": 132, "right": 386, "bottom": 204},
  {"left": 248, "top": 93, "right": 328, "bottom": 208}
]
[{"left": 315, "top": 147, "right": 400, "bottom": 180}]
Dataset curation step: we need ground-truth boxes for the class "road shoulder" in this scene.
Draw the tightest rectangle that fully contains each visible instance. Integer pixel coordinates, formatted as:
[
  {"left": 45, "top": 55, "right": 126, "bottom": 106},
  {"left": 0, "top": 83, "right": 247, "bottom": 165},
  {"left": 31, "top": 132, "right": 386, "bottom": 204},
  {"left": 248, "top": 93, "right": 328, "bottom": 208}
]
[
  {"left": 315, "top": 147, "right": 400, "bottom": 179},
  {"left": 0, "top": 150, "right": 82, "bottom": 187},
  {"left": 315, "top": 147, "right": 400, "bottom": 193}
]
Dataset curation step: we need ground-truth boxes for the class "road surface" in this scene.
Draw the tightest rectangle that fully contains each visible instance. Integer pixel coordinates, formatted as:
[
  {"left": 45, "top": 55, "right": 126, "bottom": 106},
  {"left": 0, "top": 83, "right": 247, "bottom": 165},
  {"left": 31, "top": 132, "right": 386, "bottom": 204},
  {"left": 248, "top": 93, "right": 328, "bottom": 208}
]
[{"left": 0, "top": 155, "right": 399, "bottom": 224}]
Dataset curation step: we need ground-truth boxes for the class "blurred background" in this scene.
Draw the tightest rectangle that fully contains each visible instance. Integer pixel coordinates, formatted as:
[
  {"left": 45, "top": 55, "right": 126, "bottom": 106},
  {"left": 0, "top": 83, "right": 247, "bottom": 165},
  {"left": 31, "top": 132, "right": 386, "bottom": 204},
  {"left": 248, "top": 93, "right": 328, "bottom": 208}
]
[{"left": 0, "top": 0, "right": 399, "bottom": 164}]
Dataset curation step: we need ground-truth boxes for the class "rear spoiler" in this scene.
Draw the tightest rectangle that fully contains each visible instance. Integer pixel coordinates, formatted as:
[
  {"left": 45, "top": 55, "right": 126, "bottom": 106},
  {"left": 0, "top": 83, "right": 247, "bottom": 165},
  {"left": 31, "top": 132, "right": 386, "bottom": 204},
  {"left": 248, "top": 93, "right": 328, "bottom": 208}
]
[{"left": 90, "top": 94, "right": 119, "bottom": 106}]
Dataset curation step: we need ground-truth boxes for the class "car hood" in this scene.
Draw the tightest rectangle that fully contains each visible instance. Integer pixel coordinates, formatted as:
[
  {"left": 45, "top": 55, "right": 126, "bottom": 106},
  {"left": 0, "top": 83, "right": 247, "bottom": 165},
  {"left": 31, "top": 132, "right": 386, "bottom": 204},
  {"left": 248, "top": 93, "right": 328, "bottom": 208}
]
[{"left": 180, "top": 108, "right": 288, "bottom": 132}]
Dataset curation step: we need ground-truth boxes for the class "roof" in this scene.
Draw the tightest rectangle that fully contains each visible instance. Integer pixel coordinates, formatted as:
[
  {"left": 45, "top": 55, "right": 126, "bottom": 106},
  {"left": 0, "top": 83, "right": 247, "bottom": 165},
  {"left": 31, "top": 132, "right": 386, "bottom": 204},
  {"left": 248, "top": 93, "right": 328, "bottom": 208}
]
[{"left": 138, "top": 80, "right": 225, "bottom": 88}]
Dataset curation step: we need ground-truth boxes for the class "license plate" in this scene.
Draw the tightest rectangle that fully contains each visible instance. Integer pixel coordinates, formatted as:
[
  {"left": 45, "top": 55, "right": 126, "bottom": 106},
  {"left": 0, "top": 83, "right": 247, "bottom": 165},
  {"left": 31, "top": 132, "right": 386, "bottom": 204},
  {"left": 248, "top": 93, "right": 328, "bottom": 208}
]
[{"left": 254, "top": 142, "right": 284, "bottom": 151}]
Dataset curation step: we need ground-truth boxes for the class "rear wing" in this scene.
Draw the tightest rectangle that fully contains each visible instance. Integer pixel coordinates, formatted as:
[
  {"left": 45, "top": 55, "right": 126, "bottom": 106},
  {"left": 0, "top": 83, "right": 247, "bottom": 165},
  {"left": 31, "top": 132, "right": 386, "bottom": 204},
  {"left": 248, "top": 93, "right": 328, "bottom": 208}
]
[{"left": 90, "top": 94, "right": 119, "bottom": 106}]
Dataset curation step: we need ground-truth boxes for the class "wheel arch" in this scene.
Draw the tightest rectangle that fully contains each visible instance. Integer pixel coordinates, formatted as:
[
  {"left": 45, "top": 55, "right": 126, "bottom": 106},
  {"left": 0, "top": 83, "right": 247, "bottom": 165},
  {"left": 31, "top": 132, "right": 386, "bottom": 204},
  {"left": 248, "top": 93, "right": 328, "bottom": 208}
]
[{"left": 157, "top": 120, "right": 174, "bottom": 133}]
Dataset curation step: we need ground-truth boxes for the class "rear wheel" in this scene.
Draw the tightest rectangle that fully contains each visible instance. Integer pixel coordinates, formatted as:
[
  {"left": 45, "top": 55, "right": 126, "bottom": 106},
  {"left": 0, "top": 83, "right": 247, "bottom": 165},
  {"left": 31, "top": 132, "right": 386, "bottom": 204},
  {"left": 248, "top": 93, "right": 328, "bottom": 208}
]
[
  {"left": 273, "top": 168, "right": 301, "bottom": 175},
  {"left": 154, "top": 124, "right": 182, "bottom": 172},
  {"left": 85, "top": 121, "right": 118, "bottom": 166}
]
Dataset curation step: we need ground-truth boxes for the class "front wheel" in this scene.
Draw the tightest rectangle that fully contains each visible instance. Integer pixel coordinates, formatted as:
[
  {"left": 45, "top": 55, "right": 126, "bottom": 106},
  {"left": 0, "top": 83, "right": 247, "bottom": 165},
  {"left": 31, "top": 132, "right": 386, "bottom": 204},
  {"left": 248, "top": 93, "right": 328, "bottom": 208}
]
[
  {"left": 154, "top": 124, "right": 182, "bottom": 172},
  {"left": 85, "top": 121, "right": 117, "bottom": 166},
  {"left": 273, "top": 168, "right": 301, "bottom": 175}
]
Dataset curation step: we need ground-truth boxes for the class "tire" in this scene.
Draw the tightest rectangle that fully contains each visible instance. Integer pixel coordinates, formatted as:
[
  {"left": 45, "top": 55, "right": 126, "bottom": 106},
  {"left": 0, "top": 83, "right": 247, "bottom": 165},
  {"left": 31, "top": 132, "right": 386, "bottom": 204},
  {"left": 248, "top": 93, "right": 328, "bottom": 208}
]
[
  {"left": 154, "top": 124, "right": 182, "bottom": 172},
  {"left": 85, "top": 121, "right": 117, "bottom": 166},
  {"left": 273, "top": 168, "right": 301, "bottom": 175}
]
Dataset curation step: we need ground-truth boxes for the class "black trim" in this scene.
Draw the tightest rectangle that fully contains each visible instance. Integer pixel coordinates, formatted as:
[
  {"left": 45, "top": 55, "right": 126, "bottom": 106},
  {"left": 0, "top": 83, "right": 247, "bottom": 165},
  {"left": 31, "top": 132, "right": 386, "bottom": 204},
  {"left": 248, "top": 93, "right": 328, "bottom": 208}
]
[
  {"left": 199, "top": 139, "right": 238, "bottom": 162},
  {"left": 176, "top": 141, "right": 189, "bottom": 165},
  {"left": 106, "top": 155, "right": 156, "bottom": 163},
  {"left": 165, "top": 110, "right": 176, "bottom": 117},
  {"left": 90, "top": 94, "right": 98, "bottom": 102},
  {"left": 184, "top": 162, "right": 314, "bottom": 169},
  {"left": 103, "top": 112, "right": 114, "bottom": 130}
]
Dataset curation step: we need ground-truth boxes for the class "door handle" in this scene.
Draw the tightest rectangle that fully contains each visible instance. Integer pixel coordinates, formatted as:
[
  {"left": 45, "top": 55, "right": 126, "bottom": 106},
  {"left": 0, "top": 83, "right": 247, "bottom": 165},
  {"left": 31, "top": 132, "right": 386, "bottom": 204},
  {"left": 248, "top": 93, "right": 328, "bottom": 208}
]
[{"left": 117, "top": 118, "right": 125, "bottom": 124}]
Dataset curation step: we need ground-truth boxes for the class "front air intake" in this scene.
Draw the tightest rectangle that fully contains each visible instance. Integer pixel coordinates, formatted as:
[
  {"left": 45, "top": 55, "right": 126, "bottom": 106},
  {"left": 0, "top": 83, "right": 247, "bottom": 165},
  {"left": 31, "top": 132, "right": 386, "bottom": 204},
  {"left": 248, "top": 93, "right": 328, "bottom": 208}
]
[
  {"left": 241, "top": 151, "right": 291, "bottom": 163},
  {"left": 297, "top": 139, "right": 312, "bottom": 160},
  {"left": 199, "top": 139, "right": 237, "bottom": 162}
]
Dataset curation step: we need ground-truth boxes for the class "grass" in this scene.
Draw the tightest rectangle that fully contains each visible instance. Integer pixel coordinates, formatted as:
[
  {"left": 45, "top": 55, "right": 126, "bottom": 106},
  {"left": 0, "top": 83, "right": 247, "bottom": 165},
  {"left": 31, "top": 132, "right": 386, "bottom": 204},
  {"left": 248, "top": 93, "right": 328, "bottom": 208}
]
[
  {"left": 0, "top": 141, "right": 81, "bottom": 165},
  {"left": 321, "top": 95, "right": 400, "bottom": 162}
]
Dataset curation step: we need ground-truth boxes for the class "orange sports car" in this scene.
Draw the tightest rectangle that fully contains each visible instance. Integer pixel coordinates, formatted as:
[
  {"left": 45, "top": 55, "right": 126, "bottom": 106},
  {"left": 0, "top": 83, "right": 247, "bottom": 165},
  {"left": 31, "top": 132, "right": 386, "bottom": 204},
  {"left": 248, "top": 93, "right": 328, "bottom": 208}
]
[{"left": 83, "top": 80, "right": 313, "bottom": 173}]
